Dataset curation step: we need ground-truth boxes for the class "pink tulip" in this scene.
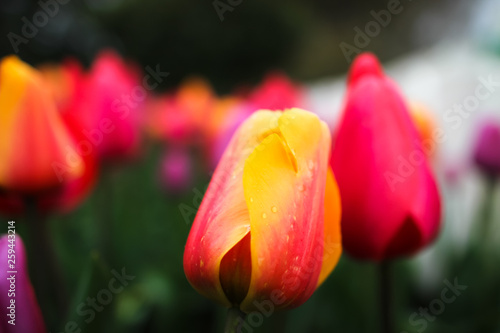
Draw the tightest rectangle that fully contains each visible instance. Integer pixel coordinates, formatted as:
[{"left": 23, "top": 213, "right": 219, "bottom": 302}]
[
  {"left": 331, "top": 53, "right": 441, "bottom": 260},
  {"left": 0, "top": 234, "right": 46, "bottom": 333}
]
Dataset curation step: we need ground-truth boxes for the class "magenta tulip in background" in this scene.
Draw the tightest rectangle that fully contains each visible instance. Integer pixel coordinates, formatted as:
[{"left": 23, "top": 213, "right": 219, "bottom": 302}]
[
  {"left": 331, "top": 53, "right": 441, "bottom": 261},
  {"left": 473, "top": 119, "right": 500, "bottom": 177},
  {"left": 160, "top": 147, "right": 193, "bottom": 193},
  {"left": 0, "top": 234, "right": 46, "bottom": 333}
]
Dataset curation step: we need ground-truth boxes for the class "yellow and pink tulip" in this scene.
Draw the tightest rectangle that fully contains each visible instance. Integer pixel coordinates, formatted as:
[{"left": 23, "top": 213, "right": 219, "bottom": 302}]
[{"left": 184, "top": 108, "right": 341, "bottom": 312}]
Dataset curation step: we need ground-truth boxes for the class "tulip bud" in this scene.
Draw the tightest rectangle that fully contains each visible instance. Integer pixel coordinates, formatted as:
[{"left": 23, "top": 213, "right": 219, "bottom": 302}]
[
  {"left": 0, "top": 56, "right": 84, "bottom": 195},
  {"left": 472, "top": 119, "right": 500, "bottom": 177},
  {"left": 184, "top": 109, "right": 341, "bottom": 312},
  {"left": 83, "top": 50, "right": 143, "bottom": 162},
  {"left": 331, "top": 53, "right": 441, "bottom": 260},
  {"left": 0, "top": 234, "right": 46, "bottom": 332}
]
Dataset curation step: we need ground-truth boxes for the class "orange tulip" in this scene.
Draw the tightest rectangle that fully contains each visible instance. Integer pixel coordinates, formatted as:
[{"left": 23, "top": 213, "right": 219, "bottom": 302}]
[
  {"left": 0, "top": 56, "right": 96, "bottom": 214},
  {"left": 184, "top": 108, "right": 341, "bottom": 313},
  {"left": 0, "top": 56, "right": 83, "bottom": 194}
]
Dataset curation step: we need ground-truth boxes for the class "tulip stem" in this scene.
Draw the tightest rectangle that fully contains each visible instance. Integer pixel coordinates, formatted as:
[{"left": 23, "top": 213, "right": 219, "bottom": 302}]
[
  {"left": 25, "top": 197, "right": 68, "bottom": 330},
  {"left": 379, "top": 261, "right": 393, "bottom": 333},
  {"left": 224, "top": 307, "right": 246, "bottom": 333}
]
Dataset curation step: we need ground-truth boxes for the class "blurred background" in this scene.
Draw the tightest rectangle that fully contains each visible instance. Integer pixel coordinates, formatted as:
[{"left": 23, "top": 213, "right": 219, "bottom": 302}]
[{"left": 1, "top": 0, "right": 500, "bottom": 332}]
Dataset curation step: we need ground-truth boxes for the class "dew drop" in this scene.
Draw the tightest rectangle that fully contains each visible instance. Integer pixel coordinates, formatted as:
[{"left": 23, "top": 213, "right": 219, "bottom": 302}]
[
  {"left": 262, "top": 213, "right": 267, "bottom": 219},
  {"left": 250, "top": 197, "right": 254, "bottom": 203},
  {"left": 271, "top": 206, "right": 277, "bottom": 213},
  {"left": 298, "top": 184, "right": 305, "bottom": 192}
]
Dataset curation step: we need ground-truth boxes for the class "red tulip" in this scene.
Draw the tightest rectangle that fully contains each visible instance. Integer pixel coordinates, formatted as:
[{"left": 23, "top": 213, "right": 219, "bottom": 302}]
[
  {"left": 0, "top": 234, "right": 46, "bottom": 332},
  {"left": 184, "top": 108, "right": 341, "bottom": 312},
  {"left": 247, "top": 72, "right": 306, "bottom": 110},
  {"left": 331, "top": 53, "right": 441, "bottom": 260}
]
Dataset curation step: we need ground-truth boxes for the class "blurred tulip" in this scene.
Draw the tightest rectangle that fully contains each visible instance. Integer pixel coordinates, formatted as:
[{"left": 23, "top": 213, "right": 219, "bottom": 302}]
[
  {"left": 184, "top": 109, "right": 341, "bottom": 313},
  {"left": 82, "top": 50, "right": 144, "bottom": 162},
  {"left": 159, "top": 147, "right": 192, "bottom": 193},
  {"left": 0, "top": 234, "right": 46, "bottom": 333},
  {"left": 145, "top": 78, "right": 215, "bottom": 145},
  {"left": 472, "top": 119, "right": 500, "bottom": 177},
  {"left": 0, "top": 56, "right": 89, "bottom": 213},
  {"left": 331, "top": 53, "right": 441, "bottom": 261},
  {"left": 39, "top": 60, "right": 98, "bottom": 213},
  {"left": 0, "top": 56, "right": 96, "bottom": 215},
  {"left": 0, "top": 56, "right": 83, "bottom": 193},
  {"left": 409, "top": 101, "right": 438, "bottom": 158},
  {"left": 247, "top": 72, "right": 306, "bottom": 110}
]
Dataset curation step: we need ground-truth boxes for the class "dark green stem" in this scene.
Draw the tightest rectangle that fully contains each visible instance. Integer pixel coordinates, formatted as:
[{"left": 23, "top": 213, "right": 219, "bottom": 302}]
[
  {"left": 224, "top": 307, "right": 246, "bottom": 333},
  {"left": 25, "top": 197, "right": 68, "bottom": 330},
  {"left": 100, "top": 169, "right": 115, "bottom": 264},
  {"left": 379, "top": 261, "right": 393, "bottom": 333},
  {"left": 477, "top": 176, "right": 496, "bottom": 244}
]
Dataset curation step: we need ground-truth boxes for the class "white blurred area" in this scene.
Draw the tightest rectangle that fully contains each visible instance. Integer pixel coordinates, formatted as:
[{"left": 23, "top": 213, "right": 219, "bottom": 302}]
[{"left": 307, "top": 0, "right": 500, "bottom": 289}]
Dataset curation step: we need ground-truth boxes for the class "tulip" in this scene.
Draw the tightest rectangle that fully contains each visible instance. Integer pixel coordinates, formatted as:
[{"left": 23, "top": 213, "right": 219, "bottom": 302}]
[
  {"left": 409, "top": 102, "right": 436, "bottom": 145},
  {"left": 0, "top": 234, "right": 46, "bottom": 333},
  {"left": 331, "top": 53, "right": 441, "bottom": 261},
  {"left": 159, "top": 146, "right": 192, "bottom": 193},
  {"left": 472, "top": 119, "right": 500, "bottom": 177},
  {"left": 39, "top": 59, "right": 98, "bottom": 213},
  {"left": 0, "top": 56, "right": 96, "bottom": 215},
  {"left": 184, "top": 108, "right": 341, "bottom": 314},
  {"left": 248, "top": 72, "right": 306, "bottom": 110},
  {"left": 145, "top": 78, "right": 215, "bottom": 145},
  {"left": 82, "top": 50, "right": 143, "bottom": 162},
  {"left": 0, "top": 56, "right": 86, "bottom": 206}
]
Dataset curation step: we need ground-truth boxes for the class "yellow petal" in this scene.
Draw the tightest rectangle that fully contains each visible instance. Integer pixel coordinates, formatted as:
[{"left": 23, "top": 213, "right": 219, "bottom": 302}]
[
  {"left": 241, "top": 109, "right": 331, "bottom": 312},
  {"left": 316, "top": 167, "right": 342, "bottom": 287}
]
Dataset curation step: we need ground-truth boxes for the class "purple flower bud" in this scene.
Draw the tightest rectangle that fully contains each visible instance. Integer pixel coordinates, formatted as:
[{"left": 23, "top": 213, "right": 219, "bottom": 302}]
[
  {"left": 0, "top": 234, "right": 46, "bottom": 333},
  {"left": 473, "top": 119, "right": 500, "bottom": 177}
]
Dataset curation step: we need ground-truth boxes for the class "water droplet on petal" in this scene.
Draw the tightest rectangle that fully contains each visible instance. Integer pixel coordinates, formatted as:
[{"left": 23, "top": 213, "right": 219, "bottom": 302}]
[
  {"left": 250, "top": 197, "right": 254, "bottom": 203},
  {"left": 262, "top": 213, "right": 267, "bottom": 219},
  {"left": 298, "top": 184, "right": 305, "bottom": 192},
  {"left": 271, "top": 206, "right": 277, "bottom": 213}
]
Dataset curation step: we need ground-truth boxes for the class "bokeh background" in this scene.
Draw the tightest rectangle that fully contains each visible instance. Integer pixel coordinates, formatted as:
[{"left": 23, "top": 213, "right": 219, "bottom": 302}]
[{"left": 1, "top": 0, "right": 500, "bottom": 332}]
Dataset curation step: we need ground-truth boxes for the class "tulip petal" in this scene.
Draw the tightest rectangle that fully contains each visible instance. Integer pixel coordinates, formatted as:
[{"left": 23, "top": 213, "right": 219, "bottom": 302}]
[
  {"left": 316, "top": 167, "right": 342, "bottom": 287},
  {"left": 184, "top": 111, "right": 282, "bottom": 307},
  {"left": 241, "top": 109, "right": 330, "bottom": 312}
]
